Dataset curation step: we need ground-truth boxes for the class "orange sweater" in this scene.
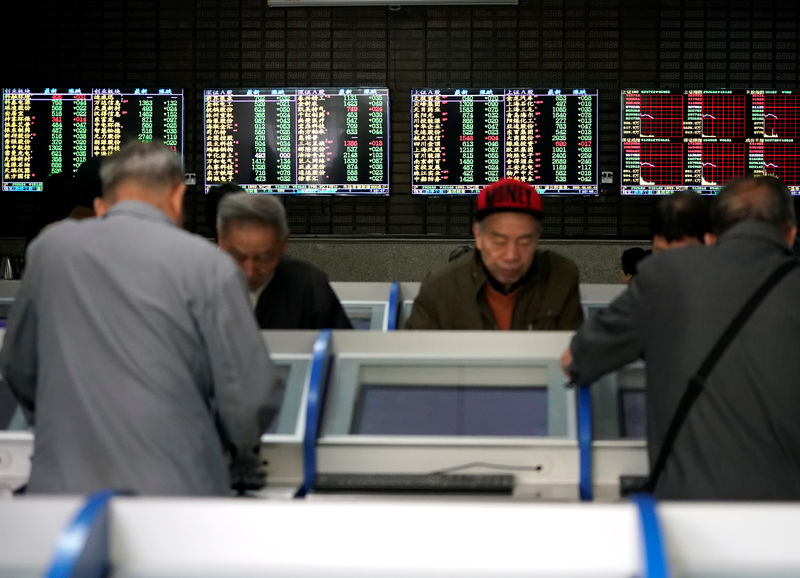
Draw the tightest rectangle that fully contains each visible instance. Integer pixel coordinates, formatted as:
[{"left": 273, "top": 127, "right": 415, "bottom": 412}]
[{"left": 484, "top": 284, "right": 519, "bottom": 330}]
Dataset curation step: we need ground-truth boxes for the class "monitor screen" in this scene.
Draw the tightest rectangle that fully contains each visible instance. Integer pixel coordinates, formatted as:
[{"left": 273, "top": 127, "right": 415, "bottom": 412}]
[
  {"left": 348, "top": 315, "right": 374, "bottom": 331},
  {"left": 410, "top": 88, "right": 598, "bottom": 195},
  {"left": 619, "top": 389, "right": 646, "bottom": 439},
  {"left": 621, "top": 89, "right": 800, "bottom": 195},
  {"left": 264, "top": 363, "right": 292, "bottom": 435},
  {"left": 342, "top": 304, "right": 386, "bottom": 331},
  {"left": 350, "top": 384, "right": 548, "bottom": 436},
  {"left": 203, "top": 88, "right": 390, "bottom": 195},
  {"left": 0, "top": 379, "right": 19, "bottom": 430},
  {"left": 2, "top": 88, "right": 184, "bottom": 192}
]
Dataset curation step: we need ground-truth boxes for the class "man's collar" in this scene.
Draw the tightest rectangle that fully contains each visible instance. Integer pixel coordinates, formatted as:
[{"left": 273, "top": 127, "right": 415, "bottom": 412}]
[
  {"left": 469, "top": 249, "right": 542, "bottom": 297},
  {"left": 104, "top": 200, "right": 173, "bottom": 226},
  {"left": 250, "top": 279, "right": 270, "bottom": 309},
  {"left": 250, "top": 260, "right": 283, "bottom": 309},
  {"left": 716, "top": 220, "right": 793, "bottom": 253},
  {"left": 482, "top": 261, "right": 523, "bottom": 295}
]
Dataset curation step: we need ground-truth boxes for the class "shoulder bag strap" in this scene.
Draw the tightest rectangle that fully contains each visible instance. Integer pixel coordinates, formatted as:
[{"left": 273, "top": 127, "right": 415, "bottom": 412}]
[{"left": 643, "top": 258, "right": 800, "bottom": 493}]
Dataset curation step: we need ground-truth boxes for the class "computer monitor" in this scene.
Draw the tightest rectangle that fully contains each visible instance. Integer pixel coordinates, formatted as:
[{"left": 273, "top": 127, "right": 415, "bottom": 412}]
[
  {"left": 618, "top": 389, "right": 646, "bottom": 439},
  {"left": 621, "top": 89, "right": 800, "bottom": 195},
  {"left": 351, "top": 384, "right": 548, "bottom": 436},
  {"left": 0, "top": 379, "right": 27, "bottom": 431},
  {"left": 342, "top": 303, "right": 388, "bottom": 331},
  {"left": 346, "top": 310, "right": 374, "bottom": 331},
  {"left": 0, "top": 305, "right": 11, "bottom": 322},
  {"left": 587, "top": 360, "right": 647, "bottom": 441},
  {"left": 2, "top": 88, "right": 184, "bottom": 191},
  {"left": 411, "top": 88, "right": 598, "bottom": 195},
  {"left": 264, "top": 360, "right": 305, "bottom": 435},
  {"left": 580, "top": 283, "right": 627, "bottom": 322},
  {"left": 399, "top": 300, "right": 414, "bottom": 328},
  {"left": 321, "top": 353, "right": 572, "bottom": 438},
  {"left": 0, "top": 381, "right": 16, "bottom": 429},
  {"left": 203, "top": 88, "right": 390, "bottom": 195}
]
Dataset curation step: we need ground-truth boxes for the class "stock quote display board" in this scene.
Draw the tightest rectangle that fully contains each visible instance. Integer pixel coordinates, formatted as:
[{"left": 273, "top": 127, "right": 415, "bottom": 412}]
[
  {"left": 621, "top": 89, "right": 800, "bottom": 195},
  {"left": 204, "top": 88, "right": 389, "bottom": 195},
  {"left": 2, "top": 88, "right": 183, "bottom": 192},
  {"left": 410, "top": 88, "right": 597, "bottom": 195}
]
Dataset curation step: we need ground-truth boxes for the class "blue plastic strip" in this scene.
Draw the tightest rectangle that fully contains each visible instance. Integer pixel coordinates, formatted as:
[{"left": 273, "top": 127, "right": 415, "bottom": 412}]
[
  {"left": 387, "top": 282, "right": 399, "bottom": 331},
  {"left": 298, "top": 329, "right": 333, "bottom": 497},
  {"left": 631, "top": 493, "right": 671, "bottom": 578},
  {"left": 45, "top": 489, "right": 121, "bottom": 578},
  {"left": 577, "top": 385, "right": 593, "bottom": 501}
]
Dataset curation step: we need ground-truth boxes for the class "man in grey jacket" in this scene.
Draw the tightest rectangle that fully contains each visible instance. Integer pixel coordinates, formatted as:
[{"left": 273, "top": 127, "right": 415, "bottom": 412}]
[
  {"left": 563, "top": 176, "right": 800, "bottom": 500},
  {"left": 0, "top": 141, "right": 283, "bottom": 496}
]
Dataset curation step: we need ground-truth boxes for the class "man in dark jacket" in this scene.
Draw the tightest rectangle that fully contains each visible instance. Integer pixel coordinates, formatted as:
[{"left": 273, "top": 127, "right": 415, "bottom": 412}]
[
  {"left": 405, "top": 179, "right": 582, "bottom": 330},
  {"left": 217, "top": 192, "right": 352, "bottom": 330},
  {"left": 563, "top": 176, "right": 800, "bottom": 500}
]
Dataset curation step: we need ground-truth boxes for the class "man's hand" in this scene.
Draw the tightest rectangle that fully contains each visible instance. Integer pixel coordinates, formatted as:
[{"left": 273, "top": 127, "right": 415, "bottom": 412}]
[
  {"left": 230, "top": 448, "right": 267, "bottom": 494},
  {"left": 560, "top": 347, "right": 574, "bottom": 378}
]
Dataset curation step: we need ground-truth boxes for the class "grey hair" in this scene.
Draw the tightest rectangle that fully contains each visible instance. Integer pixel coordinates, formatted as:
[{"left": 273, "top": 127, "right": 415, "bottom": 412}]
[
  {"left": 475, "top": 214, "right": 543, "bottom": 236},
  {"left": 712, "top": 176, "right": 796, "bottom": 236},
  {"left": 216, "top": 192, "right": 289, "bottom": 240},
  {"left": 100, "top": 140, "right": 183, "bottom": 200}
]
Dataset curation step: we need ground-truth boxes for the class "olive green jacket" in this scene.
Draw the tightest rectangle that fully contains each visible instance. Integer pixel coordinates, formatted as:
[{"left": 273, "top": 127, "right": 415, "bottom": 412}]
[{"left": 405, "top": 248, "right": 583, "bottom": 330}]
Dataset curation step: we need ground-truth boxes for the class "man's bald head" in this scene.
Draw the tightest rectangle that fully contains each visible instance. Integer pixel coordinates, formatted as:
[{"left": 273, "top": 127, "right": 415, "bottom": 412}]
[{"left": 712, "top": 176, "right": 796, "bottom": 238}]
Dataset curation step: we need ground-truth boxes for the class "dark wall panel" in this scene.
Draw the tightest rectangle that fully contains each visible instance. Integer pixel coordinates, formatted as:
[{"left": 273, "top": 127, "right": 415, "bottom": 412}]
[{"left": 2, "top": 0, "right": 799, "bottom": 241}]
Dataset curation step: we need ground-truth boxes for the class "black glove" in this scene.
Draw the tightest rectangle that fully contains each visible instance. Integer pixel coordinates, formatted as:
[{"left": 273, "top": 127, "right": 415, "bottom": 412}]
[{"left": 230, "top": 447, "right": 268, "bottom": 495}]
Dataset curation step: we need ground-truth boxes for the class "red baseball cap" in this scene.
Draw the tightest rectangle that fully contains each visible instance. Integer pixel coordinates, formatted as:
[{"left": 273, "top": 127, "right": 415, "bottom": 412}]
[{"left": 476, "top": 178, "right": 543, "bottom": 221}]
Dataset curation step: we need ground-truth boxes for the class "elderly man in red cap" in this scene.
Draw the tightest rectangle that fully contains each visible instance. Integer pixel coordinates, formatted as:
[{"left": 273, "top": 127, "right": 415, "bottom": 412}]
[{"left": 405, "top": 178, "right": 583, "bottom": 330}]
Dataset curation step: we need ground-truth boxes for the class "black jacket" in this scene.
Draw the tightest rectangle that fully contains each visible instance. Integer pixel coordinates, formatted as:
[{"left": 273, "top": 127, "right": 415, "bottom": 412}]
[{"left": 254, "top": 257, "right": 352, "bottom": 330}]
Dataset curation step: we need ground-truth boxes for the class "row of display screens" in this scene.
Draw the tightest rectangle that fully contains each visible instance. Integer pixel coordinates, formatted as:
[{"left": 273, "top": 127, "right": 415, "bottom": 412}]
[
  {"left": 350, "top": 385, "right": 645, "bottom": 440},
  {"left": 4, "top": 87, "right": 800, "bottom": 196},
  {"left": 0, "top": 379, "right": 644, "bottom": 440}
]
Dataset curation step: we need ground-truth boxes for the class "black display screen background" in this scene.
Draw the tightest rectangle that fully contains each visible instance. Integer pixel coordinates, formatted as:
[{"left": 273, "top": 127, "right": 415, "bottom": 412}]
[
  {"left": 3, "top": 0, "right": 800, "bottom": 239},
  {"left": 350, "top": 384, "right": 548, "bottom": 437},
  {"left": 2, "top": 89, "right": 183, "bottom": 192},
  {"left": 620, "top": 89, "right": 800, "bottom": 195},
  {"left": 203, "top": 89, "right": 389, "bottom": 194},
  {"left": 411, "top": 89, "right": 597, "bottom": 195}
]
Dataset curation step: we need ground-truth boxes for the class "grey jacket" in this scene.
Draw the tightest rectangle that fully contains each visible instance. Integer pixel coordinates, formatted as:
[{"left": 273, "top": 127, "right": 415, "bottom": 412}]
[
  {"left": 569, "top": 221, "right": 800, "bottom": 500},
  {"left": 0, "top": 201, "right": 284, "bottom": 495}
]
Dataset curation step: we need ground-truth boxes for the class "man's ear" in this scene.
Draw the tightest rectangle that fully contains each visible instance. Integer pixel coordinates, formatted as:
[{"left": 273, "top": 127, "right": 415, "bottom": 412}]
[
  {"left": 704, "top": 232, "right": 717, "bottom": 245},
  {"left": 168, "top": 183, "right": 187, "bottom": 226},
  {"left": 472, "top": 222, "right": 482, "bottom": 251},
  {"left": 93, "top": 197, "right": 109, "bottom": 217},
  {"left": 785, "top": 225, "right": 798, "bottom": 248}
]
